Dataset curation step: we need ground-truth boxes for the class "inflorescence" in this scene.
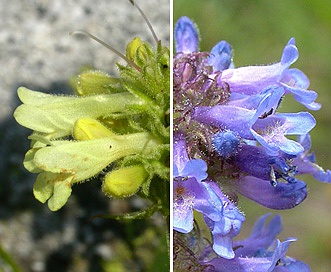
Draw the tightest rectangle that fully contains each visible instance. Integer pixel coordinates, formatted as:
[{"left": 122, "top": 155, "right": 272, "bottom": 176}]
[
  {"left": 14, "top": 29, "right": 170, "bottom": 215},
  {"left": 173, "top": 16, "right": 331, "bottom": 271}
]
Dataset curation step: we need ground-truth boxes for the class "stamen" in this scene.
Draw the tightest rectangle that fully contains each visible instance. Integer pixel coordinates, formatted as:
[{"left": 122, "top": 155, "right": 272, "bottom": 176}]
[
  {"left": 128, "top": 0, "right": 159, "bottom": 44},
  {"left": 270, "top": 166, "right": 277, "bottom": 187},
  {"left": 70, "top": 30, "right": 141, "bottom": 72}
]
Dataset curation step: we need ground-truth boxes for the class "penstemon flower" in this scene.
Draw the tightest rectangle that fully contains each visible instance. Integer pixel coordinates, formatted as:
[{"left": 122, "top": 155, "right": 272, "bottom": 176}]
[
  {"left": 173, "top": 16, "right": 330, "bottom": 271},
  {"left": 13, "top": 0, "right": 170, "bottom": 226}
]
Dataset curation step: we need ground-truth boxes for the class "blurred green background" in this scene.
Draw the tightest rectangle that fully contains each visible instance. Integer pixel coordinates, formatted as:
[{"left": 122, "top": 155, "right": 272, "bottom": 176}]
[{"left": 174, "top": 0, "right": 331, "bottom": 271}]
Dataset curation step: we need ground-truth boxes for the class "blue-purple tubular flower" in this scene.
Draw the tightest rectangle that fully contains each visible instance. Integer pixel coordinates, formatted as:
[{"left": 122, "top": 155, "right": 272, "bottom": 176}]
[
  {"left": 233, "top": 214, "right": 282, "bottom": 257},
  {"left": 174, "top": 132, "right": 224, "bottom": 233},
  {"left": 220, "top": 38, "right": 321, "bottom": 110},
  {"left": 234, "top": 176, "right": 307, "bottom": 210},
  {"left": 230, "top": 145, "right": 298, "bottom": 184},
  {"left": 294, "top": 134, "right": 331, "bottom": 183},
  {"left": 227, "top": 144, "right": 308, "bottom": 209},
  {"left": 174, "top": 177, "right": 222, "bottom": 233},
  {"left": 203, "top": 214, "right": 310, "bottom": 272},
  {"left": 205, "top": 182, "right": 245, "bottom": 259},
  {"left": 192, "top": 85, "right": 316, "bottom": 156},
  {"left": 228, "top": 85, "right": 284, "bottom": 111},
  {"left": 194, "top": 106, "right": 316, "bottom": 156},
  {"left": 173, "top": 132, "right": 245, "bottom": 258}
]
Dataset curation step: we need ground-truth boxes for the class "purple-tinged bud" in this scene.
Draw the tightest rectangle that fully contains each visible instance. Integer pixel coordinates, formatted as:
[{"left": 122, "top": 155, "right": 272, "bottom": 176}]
[
  {"left": 175, "top": 16, "right": 199, "bottom": 54},
  {"left": 207, "top": 40, "right": 233, "bottom": 72}
]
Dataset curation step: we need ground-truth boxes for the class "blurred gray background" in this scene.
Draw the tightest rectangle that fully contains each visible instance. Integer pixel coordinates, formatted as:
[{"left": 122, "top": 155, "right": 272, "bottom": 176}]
[{"left": 0, "top": 0, "right": 169, "bottom": 271}]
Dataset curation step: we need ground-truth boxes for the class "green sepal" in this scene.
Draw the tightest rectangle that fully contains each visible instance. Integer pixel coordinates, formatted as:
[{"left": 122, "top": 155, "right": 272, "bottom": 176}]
[{"left": 117, "top": 40, "right": 170, "bottom": 140}]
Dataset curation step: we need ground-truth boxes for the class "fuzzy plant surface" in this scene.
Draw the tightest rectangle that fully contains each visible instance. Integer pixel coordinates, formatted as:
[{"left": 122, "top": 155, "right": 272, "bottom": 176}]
[
  {"left": 173, "top": 16, "right": 331, "bottom": 271},
  {"left": 13, "top": 2, "right": 170, "bottom": 224}
]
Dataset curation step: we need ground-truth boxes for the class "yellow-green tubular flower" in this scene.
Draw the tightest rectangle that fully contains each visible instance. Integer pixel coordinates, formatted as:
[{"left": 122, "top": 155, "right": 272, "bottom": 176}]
[
  {"left": 29, "top": 132, "right": 161, "bottom": 211},
  {"left": 102, "top": 165, "right": 149, "bottom": 198},
  {"left": 14, "top": 87, "right": 143, "bottom": 139}
]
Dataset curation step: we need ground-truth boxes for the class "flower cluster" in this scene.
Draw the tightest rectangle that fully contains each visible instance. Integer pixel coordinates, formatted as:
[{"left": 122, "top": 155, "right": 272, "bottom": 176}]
[
  {"left": 173, "top": 16, "right": 330, "bottom": 271},
  {"left": 14, "top": 36, "right": 170, "bottom": 214}
]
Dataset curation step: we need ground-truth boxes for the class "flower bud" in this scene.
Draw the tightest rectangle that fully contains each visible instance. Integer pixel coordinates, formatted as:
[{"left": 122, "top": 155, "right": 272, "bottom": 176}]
[
  {"left": 126, "top": 37, "right": 153, "bottom": 68},
  {"left": 73, "top": 118, "right": 114, "bottom": 140},
  {"left": 212, "top": 131, "right": 240, "bottom": 157},
  {"left": 74, "top": 70, "right": 125, "bottom": 96},
  {"left": 102, "top": 165, "right": 149, "bottom": 198}
]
